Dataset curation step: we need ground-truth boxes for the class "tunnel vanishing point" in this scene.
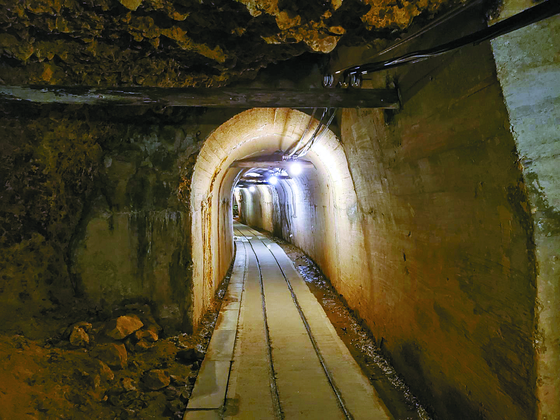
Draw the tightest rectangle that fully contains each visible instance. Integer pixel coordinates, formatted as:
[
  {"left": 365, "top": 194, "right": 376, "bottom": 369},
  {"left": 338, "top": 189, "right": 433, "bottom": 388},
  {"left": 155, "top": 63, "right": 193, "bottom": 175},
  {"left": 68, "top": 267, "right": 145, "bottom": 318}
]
[{"left": 0, "top": 0, "right": 559, "bottom": 418}]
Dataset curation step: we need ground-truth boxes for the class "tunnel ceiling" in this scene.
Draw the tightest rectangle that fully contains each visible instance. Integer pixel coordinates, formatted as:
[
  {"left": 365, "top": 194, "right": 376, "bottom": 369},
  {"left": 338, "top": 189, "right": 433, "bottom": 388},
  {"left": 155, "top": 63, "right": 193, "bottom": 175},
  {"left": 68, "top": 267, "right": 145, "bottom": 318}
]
[{"left": 0, "top": 0, "right": 455, "bottom": 87}]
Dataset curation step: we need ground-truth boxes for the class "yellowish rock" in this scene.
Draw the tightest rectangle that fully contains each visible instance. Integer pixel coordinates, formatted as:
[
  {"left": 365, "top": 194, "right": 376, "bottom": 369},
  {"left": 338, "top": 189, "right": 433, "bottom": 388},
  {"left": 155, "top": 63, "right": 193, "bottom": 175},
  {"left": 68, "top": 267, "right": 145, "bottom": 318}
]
[
  {"left": 105, "top": 315, "right": 144, "bottom": 340},
  {"left": 275, "top": 11, "right": 301, "bottom": 30},
  {"left": 97, "top": 360, "right": 114, "bottom": 382},
  {"left": 332, "top": 0, "right": 343, "bottom": 11},
  {"left": 69, "top": 326, "right": 89, "bottom": 347},
  {"left": 135, "top": 340, "right": 156, "bottom": 351},
  {"left": 142, "top": 369, "right": 170, "bottom": 390},
  {"left": 134, "top": 329, "right": 158, "bottom": 342},
  {"left": 119, "top": 0, "right": 143, "bottom": 11},
  {"left": 328, "top": 26, "right": 346, "bottom": 35},
  {"left": 361, "top": 0, "right": 420, "bottom": 29},
  {"left": 93, "top": 343, "right": 128, "bottom": 370}
]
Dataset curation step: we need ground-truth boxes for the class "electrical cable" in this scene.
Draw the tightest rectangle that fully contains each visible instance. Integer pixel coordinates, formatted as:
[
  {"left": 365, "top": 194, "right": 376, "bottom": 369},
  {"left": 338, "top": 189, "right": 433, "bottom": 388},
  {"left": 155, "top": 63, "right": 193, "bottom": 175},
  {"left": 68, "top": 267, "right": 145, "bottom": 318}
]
[
  {"left": 285, "top": 108, "right": 317, "bottom": 158},
  {"left": 332, "top": 0, "right": 559, "bottom": 81},
  {"left": 372, "top": 0, "right": 486, "bottom": 59},
  {"left": 297, "top": 108, "right": 337, "bottom": 158},
  {"left": 291, "top": 108, "right": 328, "bottom": 158}
]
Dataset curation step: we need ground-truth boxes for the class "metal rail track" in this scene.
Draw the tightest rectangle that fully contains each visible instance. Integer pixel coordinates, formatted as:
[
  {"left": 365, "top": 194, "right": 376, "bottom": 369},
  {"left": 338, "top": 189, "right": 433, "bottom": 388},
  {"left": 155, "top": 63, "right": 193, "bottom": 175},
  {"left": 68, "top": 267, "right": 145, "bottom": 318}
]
[
  {"left": 235, "top": 225, "right": 354, "bottom": 420},
  {"left": 234, "top": 229, "right": 284, "bottom": 420}
]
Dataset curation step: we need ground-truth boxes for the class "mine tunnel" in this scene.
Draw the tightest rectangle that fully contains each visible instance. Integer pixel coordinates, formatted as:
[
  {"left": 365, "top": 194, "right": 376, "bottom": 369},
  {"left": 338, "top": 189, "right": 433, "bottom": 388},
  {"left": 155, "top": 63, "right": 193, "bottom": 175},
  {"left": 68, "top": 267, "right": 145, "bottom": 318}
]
[{"left": 0, "top": 0, "right": 559, "bottom": 419}]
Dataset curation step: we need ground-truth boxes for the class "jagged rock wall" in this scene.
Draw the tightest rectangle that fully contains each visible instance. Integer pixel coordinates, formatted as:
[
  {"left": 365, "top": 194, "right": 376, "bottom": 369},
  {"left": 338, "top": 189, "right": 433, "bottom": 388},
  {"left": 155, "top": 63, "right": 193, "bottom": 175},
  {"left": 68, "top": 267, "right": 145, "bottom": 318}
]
[
  {"left": 69, "top": 117, "right": 197, "bottom": 334},
  {"left": 0, "top": 0, "right": 454, "bottom": 87},
  {"left": 0, "top": 105, "right": 108, "bottom": 336},
  {"left": 0, "top": 104, "right": 229, "bottom": 335}
]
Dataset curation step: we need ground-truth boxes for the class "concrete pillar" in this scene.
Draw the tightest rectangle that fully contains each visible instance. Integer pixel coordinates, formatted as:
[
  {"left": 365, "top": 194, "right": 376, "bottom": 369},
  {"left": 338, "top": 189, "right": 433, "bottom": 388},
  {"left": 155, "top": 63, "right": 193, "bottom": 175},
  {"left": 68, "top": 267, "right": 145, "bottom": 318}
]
[{"left": 491, "top": 3, "right": 560, "bottom": 418}]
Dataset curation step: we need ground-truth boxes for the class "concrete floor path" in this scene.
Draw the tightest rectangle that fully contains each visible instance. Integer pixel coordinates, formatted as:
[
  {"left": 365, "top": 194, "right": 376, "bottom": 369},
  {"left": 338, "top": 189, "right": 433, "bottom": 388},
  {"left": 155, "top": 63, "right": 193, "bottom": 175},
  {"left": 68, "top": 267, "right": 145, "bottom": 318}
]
[{"left": 184, "top": 223, "right": 391, "bottom": 420}]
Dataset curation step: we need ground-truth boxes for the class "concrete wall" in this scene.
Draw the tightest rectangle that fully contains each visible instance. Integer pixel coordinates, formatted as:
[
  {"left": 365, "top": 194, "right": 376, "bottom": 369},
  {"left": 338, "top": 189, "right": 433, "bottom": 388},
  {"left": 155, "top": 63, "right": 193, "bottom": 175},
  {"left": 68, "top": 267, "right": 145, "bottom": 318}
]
[
  {"left": 68, "top": 109, "right": 239, "bottom": 333},
  {"left": 491, "top": 2, "right": 560, "bottom": 417},
  {"left": 237, "top": 40, "right": 542, "bottom": 420},
  {"left": 238, "top": 186, "right": 275, "bottom": 233}
]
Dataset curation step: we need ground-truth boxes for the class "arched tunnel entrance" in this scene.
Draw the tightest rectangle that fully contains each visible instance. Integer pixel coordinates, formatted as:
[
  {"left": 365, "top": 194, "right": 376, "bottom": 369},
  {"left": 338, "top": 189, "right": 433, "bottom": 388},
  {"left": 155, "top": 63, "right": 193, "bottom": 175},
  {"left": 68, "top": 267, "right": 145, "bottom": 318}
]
[
  {"left": 189, "top": 108, "right": 358, "bottom": 328},
  {"left": 187, "top": 108, "right": 395, "bottom": 418}
]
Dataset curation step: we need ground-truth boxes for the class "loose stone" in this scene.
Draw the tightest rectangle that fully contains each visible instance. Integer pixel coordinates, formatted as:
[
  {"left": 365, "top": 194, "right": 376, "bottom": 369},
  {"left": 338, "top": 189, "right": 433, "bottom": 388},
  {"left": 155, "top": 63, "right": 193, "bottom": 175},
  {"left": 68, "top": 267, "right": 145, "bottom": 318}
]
[
  {"left": 142, "top": 369, "right": 171, "bottom": 390},
  {"left": 105, "top": 315, "right": 144, "bottom": 340}
]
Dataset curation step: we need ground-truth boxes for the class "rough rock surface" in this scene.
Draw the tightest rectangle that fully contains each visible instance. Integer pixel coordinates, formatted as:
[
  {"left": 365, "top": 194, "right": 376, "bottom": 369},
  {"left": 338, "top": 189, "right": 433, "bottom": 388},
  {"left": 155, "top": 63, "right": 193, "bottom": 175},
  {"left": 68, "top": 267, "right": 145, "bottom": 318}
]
[
  {"left": 176, "top": 348, "right": 205, "bottom": 364},
  {"left": 135, "top": 340, "right": 156, "bottom": 352},
  {"left": 0, "top": 0, "right": 453, "bottom": 87},
  {"left": 105, "top": 315, "right": 144, "bottom": 340},
  {"left": 69, "top": 326, "right": 89, "bottom": 347},
  {"left": 93, "top": 343, "right": 128, "bottom": 369},
  {"left": 65, "top": 321, "right": 93, "bottom": 335},
  {"left": 121, "top": 377, "right": 137, "bottom": 392},
  {"left": 142, "top": 369, "right": 171, "bottom": 390},
  {"left": 0, "top": 242, "right": 236, "bottom": 419},
  {"left": 97, "top": 360, "right": 115, "bottom": 382},
  {"left": 135, "top": 329, "right": 158, "bottom": 342}
]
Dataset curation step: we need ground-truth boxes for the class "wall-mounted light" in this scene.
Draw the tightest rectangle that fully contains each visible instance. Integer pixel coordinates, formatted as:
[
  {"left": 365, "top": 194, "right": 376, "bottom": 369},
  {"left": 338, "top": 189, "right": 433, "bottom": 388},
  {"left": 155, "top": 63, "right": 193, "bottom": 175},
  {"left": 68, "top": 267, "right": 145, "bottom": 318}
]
[
  {"left": 268, "top": 176, "right": 278, "bottom": 185},
  {"left": 249, "top": 186, "right": 256, "bottom": 193},
  {"left": 289, "top": 161, "right": 302, "bottom": 176}
]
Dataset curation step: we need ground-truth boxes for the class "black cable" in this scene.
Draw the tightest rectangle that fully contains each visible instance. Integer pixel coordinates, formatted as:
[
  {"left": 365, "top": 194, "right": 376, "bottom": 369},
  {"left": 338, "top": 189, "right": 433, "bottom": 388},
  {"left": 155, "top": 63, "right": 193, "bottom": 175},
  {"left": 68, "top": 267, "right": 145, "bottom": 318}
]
[
  {"left": 373, "top": 0, "right": 486, "bottom": 59},
  {"left": 292, "top": 108, "right": 328, "bottom": 158},
  {"left": 298, "top": 107, "right": 337, "bottom": 157},
  {"left": 286, "top": 108, "right": 317, "bottom": 158},
  {"left": 336, "top": 0, "right": 559, "bottom": 79}
]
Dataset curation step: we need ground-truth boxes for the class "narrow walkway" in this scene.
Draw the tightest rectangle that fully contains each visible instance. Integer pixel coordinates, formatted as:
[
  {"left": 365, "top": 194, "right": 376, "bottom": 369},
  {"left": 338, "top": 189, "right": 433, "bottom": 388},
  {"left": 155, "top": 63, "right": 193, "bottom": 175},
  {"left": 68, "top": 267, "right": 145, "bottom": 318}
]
[{"left": 184, "top": 223, "right": 391, "bottom": 420}]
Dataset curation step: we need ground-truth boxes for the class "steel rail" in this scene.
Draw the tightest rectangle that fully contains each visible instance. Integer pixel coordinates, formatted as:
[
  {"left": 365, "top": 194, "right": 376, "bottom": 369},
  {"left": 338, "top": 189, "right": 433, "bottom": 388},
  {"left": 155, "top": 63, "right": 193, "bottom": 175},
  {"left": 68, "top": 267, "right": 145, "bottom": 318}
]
[
  {"left": 242, "top": 225, "right": 354, "bottom": 420},
  {"left": 233, "top": 227, "right": 284, "bottom": 420}
]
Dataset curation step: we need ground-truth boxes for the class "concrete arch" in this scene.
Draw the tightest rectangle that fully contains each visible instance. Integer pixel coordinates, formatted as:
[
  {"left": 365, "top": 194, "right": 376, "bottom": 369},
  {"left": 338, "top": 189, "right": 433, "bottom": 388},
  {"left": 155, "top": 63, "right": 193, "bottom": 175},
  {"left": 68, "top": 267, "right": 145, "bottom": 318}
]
[{"left": 189, "top": 108, "right": 362, "bottom": 327}]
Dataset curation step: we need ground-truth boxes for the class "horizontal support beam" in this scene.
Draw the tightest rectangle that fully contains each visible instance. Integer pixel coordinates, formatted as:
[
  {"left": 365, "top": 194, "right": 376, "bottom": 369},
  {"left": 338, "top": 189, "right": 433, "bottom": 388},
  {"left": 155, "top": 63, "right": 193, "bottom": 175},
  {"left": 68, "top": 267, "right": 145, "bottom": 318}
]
[{"left": 0, "top": 86, "right": 400, "bottom": 109}]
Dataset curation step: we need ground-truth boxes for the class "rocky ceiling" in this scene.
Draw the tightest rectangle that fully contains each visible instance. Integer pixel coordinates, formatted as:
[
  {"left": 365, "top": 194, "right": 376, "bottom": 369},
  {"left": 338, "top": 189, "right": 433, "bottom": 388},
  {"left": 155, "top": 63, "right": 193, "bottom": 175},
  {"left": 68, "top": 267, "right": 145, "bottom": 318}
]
[{"left": 0, "top": 0, "right": 453, "bottom": 87}]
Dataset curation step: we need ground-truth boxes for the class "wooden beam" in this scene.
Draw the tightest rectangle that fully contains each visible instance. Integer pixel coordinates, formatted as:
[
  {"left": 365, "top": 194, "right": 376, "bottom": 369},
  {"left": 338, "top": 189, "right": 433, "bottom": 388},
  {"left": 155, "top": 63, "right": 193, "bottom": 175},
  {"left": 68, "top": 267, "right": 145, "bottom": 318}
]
[{"left": 0, "top": 86, "right": 400, "bottom": 109}]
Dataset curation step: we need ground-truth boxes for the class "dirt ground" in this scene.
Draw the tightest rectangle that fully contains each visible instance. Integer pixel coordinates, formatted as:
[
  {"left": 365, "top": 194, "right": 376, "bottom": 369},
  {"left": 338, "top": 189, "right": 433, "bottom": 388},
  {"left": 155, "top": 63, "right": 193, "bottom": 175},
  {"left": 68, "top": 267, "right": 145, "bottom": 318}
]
[{"left": 0, "top": 272, "right": 232, "bottom": 420}]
